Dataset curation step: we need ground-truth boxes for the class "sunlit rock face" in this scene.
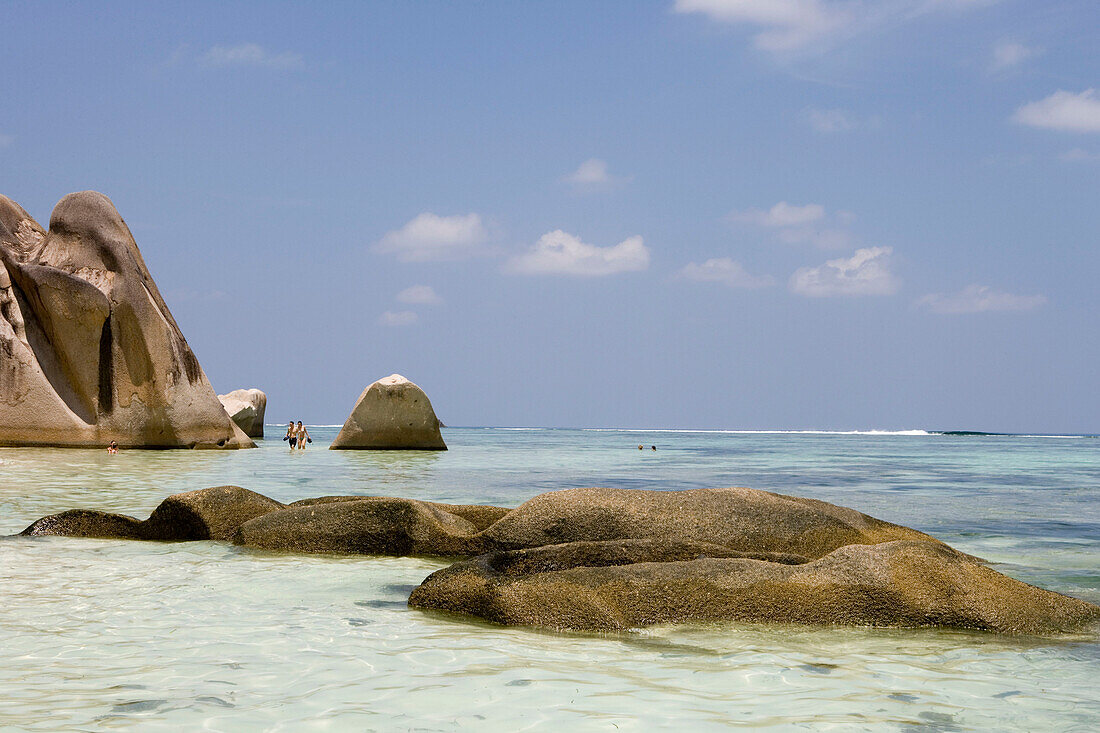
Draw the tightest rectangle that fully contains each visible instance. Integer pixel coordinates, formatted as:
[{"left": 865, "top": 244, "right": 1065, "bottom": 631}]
[
  {"left": 330, "top": 374, "right": 447, "bottom": 450},
  {"left": 0, "top": 191, "right": 253, "bottom": 448},
  {"left": 408, "top": 538, "right": 1100, "bottom": 635},
  {"left": 219, "top": 388, "right": 267, "bottom": 438}
]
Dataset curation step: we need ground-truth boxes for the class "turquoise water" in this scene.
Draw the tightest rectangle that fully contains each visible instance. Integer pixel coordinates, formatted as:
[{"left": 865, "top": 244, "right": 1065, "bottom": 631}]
[{"left": 1, "top": 428, "right": 1098, "bottom": 731}]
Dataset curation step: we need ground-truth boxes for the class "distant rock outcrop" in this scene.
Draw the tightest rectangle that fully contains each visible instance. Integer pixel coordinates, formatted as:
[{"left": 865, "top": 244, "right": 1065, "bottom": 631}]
[
  {"left": 329, "top": 374, "right": 446, "bottom": 450},
  {"left": 0, "top": 192, "right": 252, "bottom": 448},
  {"left": 218, "top": 388, "right": 267, "bottom": 438}
]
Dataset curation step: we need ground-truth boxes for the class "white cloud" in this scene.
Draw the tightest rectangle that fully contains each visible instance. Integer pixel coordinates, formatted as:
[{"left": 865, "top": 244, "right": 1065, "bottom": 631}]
[
  {"left": 806, "top": 107, "right": 856, "bottom": 133},
  {"left": 378, "top": 310, "right": 419, "bottom": 327},
  {"left": 673, "top": 0, "right": 999, "bottom": 54},
  {"left": 562, "top": 158, "right": 629, "bottom": 189},
  {"left": 790, "top": 246, "right": 899, "bottom": 296},
  {"left": 376, "top": 213, "right": 488, "bottom": 262},
  {"left": 673, "top": 0, "right": 851, "bottom": 51},
  {"left": 732, "top": 201, "right": 853, "bottom": 249},
  {"left": 201, "top": 43, "right": 303, "bottom": 69},
  {"left": 396, "top": 285, "right": 442, "bottom": 305},
  {"left": 915, "top": 284, "right": 1046, "bottom": 314},
  {"left": 0, "top": 132, "right": 12, "bottom": 147},
  {"left": 1013, "top": 89, "right": 1100, "bottom": 133},
  {"left": 505, "top": 230, "right": 650, "bottom": 277},
  {"left": 734, "top": 201, "right": 825, "bottom": 228},
  {"left": 990, "top": 40, "right": 1038, "bottom": 71},
  {"left": 567, "top": 158, "right": 610, "bottom": 184},
  {"left": 804, "top": 107, "right": 881, "bottom": 133},
  {"left": 678, "top": 258, "right": 775, "bottom": 288}
]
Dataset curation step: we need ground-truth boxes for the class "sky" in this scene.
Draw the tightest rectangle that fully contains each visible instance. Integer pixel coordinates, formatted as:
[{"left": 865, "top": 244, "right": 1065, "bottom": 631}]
[{"left": 2, "top": 0, "right": 1098, "bottom": 431}]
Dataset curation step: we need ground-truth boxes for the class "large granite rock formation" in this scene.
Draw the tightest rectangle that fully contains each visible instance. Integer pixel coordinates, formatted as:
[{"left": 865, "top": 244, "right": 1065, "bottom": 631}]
[
  {"left": 408, "top": 540, "right": 1100, "bottom": 635},
  {"left": 329, "top": 374, "right": 446, "bottom": 450},
  {"left": 16, "top": 484, "right": 1100, "bottom": 634},
  {"left": 0, "top": 192, "right": 253, "bottom": 448},
  {"left": 218, "top": 388, "right": 267, "bottom": 438}
]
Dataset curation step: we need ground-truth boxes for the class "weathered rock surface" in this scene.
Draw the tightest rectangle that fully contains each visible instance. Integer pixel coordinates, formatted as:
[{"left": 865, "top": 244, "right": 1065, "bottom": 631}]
[
  {"left": 21, "top": 486, "right": 283, "bottom": 541},
  {"left": 232, "top": 497, "right": 489, "bottom": 555},
  {"left": 480, "top": 487, "right": 941, "bottom": 560},
  {"left": 329, "top": 374, "right": 446, "bottom": 450},
  {"left": 409, "top": 540, "right": 1100, "bottom": 635},
  {"left": 287, "top": 495, "right": 510, "bottom": 531},
  {"left": 218, "top": 388, "right": 267, "bottom": 438},
  {"left": 140, "top": 486, "right": 285, "bottom": 540},
  {"left": 19, "top": 509, "right": 145, "bottom": 539},
  {"left": 0, "top": 192, "right": 253, "bottom": 448},
  {"left": 17, "top": 484, "right": 1100, "bottom": 635}
]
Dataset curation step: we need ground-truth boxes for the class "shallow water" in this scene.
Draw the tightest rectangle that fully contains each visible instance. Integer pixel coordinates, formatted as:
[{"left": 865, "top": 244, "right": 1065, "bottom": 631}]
[{"left": 1, "top": 428, "right": 1098, "bottom": 730}]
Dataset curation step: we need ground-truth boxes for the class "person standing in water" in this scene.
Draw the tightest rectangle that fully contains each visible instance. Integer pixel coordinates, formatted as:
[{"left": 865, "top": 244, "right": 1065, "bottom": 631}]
[
  {"left": 296, "top": 421, "right": 311, "bottom": 450},
  {"left": 283, "top": 421, "right": 297, "bottom": 449}
]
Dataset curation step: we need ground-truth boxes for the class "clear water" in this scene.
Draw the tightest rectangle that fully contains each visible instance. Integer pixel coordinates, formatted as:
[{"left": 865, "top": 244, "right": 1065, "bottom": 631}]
[{"left": 1, "top": 428, "right": 1098, "bottom": 731}]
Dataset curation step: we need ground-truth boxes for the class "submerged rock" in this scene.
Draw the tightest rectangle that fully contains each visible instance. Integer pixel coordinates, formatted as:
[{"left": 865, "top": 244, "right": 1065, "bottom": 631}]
[
  {"left": 218, "top": 388, "right": 267, "bottom": 438},
  {"left": 17, "top": 483, "right": 1100, "bottom": 635},
  {"left": 329, "top": 374, "right": 446, "bottom": 450},
  {"left": 21, "top": 486, "right": 283, "bottom": 541},
  {"left": 20, "top": 509, "right": 145, "bottom": 539},
  {"left": 0, "top": 192, "right": 252, "bottom": 449},
  {"left": 409, "top": 539, "right": 1100, "bottom": 635}
]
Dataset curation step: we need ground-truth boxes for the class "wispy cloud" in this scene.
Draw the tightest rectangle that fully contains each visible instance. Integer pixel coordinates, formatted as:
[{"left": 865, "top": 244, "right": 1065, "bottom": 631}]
[
  {"left": 678, "top": 258, "right": 775, "bottom": 288},
  {"left": 376, "top": 213, "right": 489, "bottom": 262},
  {"left": 731, "top": 201, "right": 854, "bottom": 249},
  {"left": 990, "top": 40, "right": 1038, "bottom": 72},
  {"left": 396, "top": 285, "right": 443, "bottom": 305},
  {"left": 790, "top": 246, "right": 899, "bottom": 296},
  {"left": 562, "top": 158, "right": 630, "bottom": 190},
  {"left": 1060, "top": 148, "right": 1100, "bottom": 163},
  {"left": 673, "top": 0, "right": 1000, "bottom": 55},
  {"left": 733, "top": 201, "right": 825, "bottom": 227},
  {"left": 915, "top": 284, "right": 1046, "bottom": 314},
  {"left": 805, "top": 107, "right": 856, "bottom": 133},
  {"left": 804, "top": 107, "right": 880, "bottom": 133},
  {"left": 201, "top": 43, "right": 303, "bottom": 69},
  {"left": 673, "top": 0, "right": 852, "bottom": 52},
  {"left": 378, "top": 310, "right": 419, "bottom": 327},
  {"left": 505, "top": 230, "right": 650, "bottom": 277},
  {"left": 1013, "top": 89, "right": 1100, "bottom": 133}
]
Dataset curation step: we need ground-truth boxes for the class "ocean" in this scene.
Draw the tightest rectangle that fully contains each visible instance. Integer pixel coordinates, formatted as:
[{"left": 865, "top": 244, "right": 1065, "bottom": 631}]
[{"left": 1, "top": 427, "right": 1098, "bottom": 730}]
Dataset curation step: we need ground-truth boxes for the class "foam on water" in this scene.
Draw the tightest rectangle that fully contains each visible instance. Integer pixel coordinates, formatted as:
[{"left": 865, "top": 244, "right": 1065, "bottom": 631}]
[{"left": 1, "top": 428, "right": 1098, "bottom": 729}]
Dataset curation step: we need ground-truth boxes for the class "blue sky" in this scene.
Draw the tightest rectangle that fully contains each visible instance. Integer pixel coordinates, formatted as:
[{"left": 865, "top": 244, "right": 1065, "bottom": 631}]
[{"left": 2, "top": 1, "right": 1098, "bottom": 431}]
